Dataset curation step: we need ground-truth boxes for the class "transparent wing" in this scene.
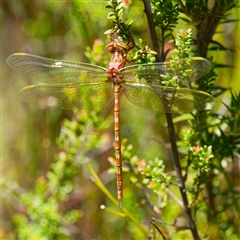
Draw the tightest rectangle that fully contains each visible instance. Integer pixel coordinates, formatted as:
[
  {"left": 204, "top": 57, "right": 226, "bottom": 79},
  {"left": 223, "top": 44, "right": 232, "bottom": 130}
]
[
  {"left": 121, "top": 57, "right": 212, "bottom": 87},
  {"left": 19, "top": 82, "right": 114, "bottom": 110},
  {"left": 122, "top": 83, "right": 216, "bottom": 113},
  {"left": 7, "top": 53, "right": 108, "bottom": 84}
]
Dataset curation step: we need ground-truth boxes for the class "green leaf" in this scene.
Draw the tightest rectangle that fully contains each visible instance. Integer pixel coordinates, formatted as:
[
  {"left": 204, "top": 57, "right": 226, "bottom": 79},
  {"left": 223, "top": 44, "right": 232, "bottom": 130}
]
[
  {"left": 172, "top": 113, "right": 194, "bottom": 123},
  {"left": 215, "top": 64, "right": 234, "bottom": 68},
  {"left": 105, "top": 4, "right": 113, "bottom": 9},
  {"left": 107, "top": 12, "right": 116, "bottom": 19},
  {"left": 221, "top": 19, "right": 240, "bottom": 23},
  {"left": 104, "top": 29, "right": 113, "bottom": 35}
]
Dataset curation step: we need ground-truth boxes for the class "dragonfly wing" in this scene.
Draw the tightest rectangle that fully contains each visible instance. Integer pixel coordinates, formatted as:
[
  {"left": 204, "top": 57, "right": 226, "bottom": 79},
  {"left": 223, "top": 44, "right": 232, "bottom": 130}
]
[
  {"left": 184, "top": 57, "right": 212, "bottom": 80},
  {"left": 7, "top": 53, "right": 108, "bottom": 84},
  {"left": 121, "top": 57, "right": 212, "bottom": 85},
  {"left": 19, "top": 82, "right": 113, "bottom": 110},
  {"left": 123, "top": 83, "right": 216, "bottom": 113}
]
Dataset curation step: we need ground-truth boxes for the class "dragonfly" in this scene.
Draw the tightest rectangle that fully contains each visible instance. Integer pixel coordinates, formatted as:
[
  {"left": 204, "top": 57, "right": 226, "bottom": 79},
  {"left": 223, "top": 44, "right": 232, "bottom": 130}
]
[{"left": 6, "top": 37, "right": 215, "bottom": 208}]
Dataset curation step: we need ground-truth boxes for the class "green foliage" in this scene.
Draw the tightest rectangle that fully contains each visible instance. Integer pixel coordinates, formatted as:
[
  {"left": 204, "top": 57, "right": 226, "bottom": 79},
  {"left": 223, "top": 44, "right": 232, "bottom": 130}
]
[
  {"left": 85, "top": 39, "right": 108, "bottom": 66},
  {"left": 219, "top": 91, "right": 240, "bottom": 155},
  {"left": 184, "top": 0, "right": 239, "bottom": 21},
  {"left": 161, "top": 28, "right": 194, "bottom": 88},
  {"left": 14, "top": 190, "right": 81, "bottom": 239},
  {"left": 3, "top": 111, "right": 109, "bottom": 239},
  {"left": 151, "top": 0, "right": 179, "bottom": 30},
  {"left": 105, "top": 0, "right": 158, "bottom": 65},
  {"left": 190, "top": 145, "right": 213, "bottom": 172},
  {"left": 172, "top": 28, "right": 193, "bottom": 59},
  {"left": 150, "top": 0, "right": 179, "bottom": 60},
  {"left": 106, "top": 0, "right": 134, "bottom": 44}
]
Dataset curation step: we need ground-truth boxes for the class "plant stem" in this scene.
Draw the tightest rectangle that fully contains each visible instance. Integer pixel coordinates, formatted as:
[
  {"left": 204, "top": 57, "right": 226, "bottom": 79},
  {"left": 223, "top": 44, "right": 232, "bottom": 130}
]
[
  {"left": 142, "top": 0, "right": 200, "bottom": 239},
  {"left": 87, "top": 160, "right": 149, "bottom": 237},
  {"left": 142, "top": 0, "right": 161, "bottom": 61},
  {"left": 165, "top": 114, "right": 200, "bottom": 240}
]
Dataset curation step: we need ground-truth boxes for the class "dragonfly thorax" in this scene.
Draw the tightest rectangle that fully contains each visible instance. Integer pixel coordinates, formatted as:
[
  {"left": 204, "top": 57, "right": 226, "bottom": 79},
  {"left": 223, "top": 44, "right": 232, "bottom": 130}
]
[
  {"left": 107, "top": 43, "right": 126, "bottom": 83},
  {"left": 108, "top": 50, "right": 126, "bottom": 71}
]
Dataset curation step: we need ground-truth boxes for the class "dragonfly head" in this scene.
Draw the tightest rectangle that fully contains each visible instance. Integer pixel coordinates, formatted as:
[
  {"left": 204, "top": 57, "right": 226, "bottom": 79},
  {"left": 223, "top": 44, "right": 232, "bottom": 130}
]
[{"left": 106, "top": 40, "right": 127, "bottom": 54}]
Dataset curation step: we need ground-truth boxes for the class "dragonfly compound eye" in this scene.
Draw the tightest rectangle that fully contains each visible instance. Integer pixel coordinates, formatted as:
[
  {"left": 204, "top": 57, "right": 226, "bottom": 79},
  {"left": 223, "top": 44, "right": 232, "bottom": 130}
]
[{"left": 106, "top": 41, "right": 127, "bottom": 53}]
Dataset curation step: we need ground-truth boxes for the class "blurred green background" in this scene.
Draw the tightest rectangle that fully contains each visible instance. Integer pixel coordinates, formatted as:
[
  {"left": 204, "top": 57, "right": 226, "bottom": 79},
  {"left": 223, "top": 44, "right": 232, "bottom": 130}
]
[{"left": 2, "top": 1, "right": 239, "bottom": 239}]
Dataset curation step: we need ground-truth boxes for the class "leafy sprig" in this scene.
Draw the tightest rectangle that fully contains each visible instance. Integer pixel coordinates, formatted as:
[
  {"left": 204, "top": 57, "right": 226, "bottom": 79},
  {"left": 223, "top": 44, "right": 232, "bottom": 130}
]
[
  {"left": 106, "top": 0, "right": 135, "bottom": 48},
  {"left": 150, "top": 0, "right": 179, "bottom": 60},
  {"left": 161, "top": 28, "right": 194, "bottom": 88},
  {"left": 7, "top": 111, "right": 109, "bottom": 239},
  {"left": 105, "top": 0, "right": 157, "bottom": 63},
  {"left": 151, "top": 0, "right": 179, "bottom": 31},
  {"left": 190, "top": 145, "right": 214, "bottom": 172}
]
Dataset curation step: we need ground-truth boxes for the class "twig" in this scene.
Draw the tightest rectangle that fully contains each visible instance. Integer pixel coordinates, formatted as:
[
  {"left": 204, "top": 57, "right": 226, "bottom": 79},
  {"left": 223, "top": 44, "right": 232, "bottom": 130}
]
[
  {"left": 141, "top": 133, "right": 171, "bottom": 148},
  {"left": 140, "top": 186, "right": 162, "bottom": 217},
  {"left": 183, "top": 153, "right": 192, "bottom": 181},
  {"left": 150, "top": 220, "right": 168, "bottom": 240},
  {"left": 189, "top": 169, "right": 202, "bottom": 207},
  {"left": 155, "top": 218, "right": 189, "bottom": 231},
  {"left": 176, "top": 0, "right": 189, "bottom": 15},
  {"left": 128, "top": 161, "right": 162, "bottom": 217},
  {"left": 166, "top": 189, "right": 183, "bottom": 207},
  {"left": 142, "top": 1, "right": 200, "bottom": 239},
  {"left": 142, "top": 0, "right": 161, "bottom": 61}
]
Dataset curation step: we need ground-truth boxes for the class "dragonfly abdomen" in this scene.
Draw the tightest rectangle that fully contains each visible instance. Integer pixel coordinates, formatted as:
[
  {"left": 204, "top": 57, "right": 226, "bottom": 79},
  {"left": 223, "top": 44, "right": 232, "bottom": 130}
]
[{"left": 113, "top": 83, "right": 123, "bottom": 207}]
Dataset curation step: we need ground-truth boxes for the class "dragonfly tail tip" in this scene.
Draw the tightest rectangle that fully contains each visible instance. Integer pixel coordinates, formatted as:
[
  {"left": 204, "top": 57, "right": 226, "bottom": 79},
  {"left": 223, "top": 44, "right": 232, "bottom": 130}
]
[{"left": 118, "top": 200, "right": 123, "bottom": 208}]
